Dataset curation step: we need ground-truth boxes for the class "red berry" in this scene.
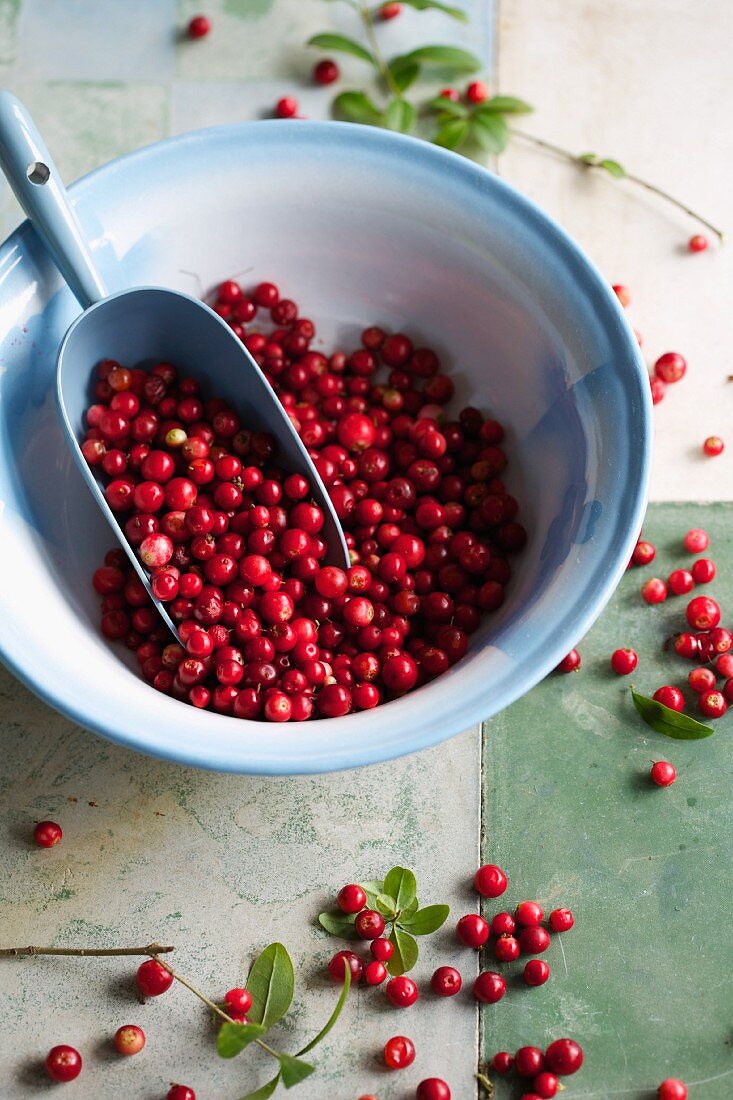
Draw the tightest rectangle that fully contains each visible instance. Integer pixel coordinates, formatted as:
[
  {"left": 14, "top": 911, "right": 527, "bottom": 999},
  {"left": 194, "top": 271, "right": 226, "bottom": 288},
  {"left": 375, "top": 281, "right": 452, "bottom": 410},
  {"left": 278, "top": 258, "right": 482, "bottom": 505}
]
[
  {"left": 474, "top": 863, "right": 507, "bottom": 897},
  {"left": 674, "top": 631, "right": 701, "bottom": 660},
  {"left": 688, "top": 234, "right": 708, "bottom": 253},
  {"left": 363, "top": 959, "right": 388, "bottom": 985},
  {"left": 523, "top": 959, "right": 550, "bottom": 986},
  {"left": 548, "top": 907, "right": 574, "bottom": 932},
  {"left": 691, "top": 557, "right": 716, "bottom": 584},
  {"left": 518, "top": 925, "right": 550, "bottom": 954},
  {"left": 703, "top": 435, "right": 724, "bottom": 456},
  {"left": 650, "top": 376, "right": 666, "bottom": 405},
  {"left": 114, "top": 1024, "right": 145, "bottom": 1056},
  {"left": 430, "top": 966, "right": 462, "bottom": 996},
  {"left": 45, "top": 1045, "right": 82, "bottom": 1082},
  {"left": 557, "top": 649, "right": 581, "bottom": 673},
  {"left": 612, "top": 284, "right": 631, "bottom": 307},
  {"left": 684, "top": 528, "right": 709, "bottom": 553},
  {"left": 668, "top": 569, "right": 694, "bottom": 595},
  {"left": 651, "top": 760, "right": 677, "bottom": 787},
  {"left": 136, "top": 959, "right": 174, "bottom": 997},
  {"left": 491, "top": 1052, "right": 514, "bottom": 1074},
  {"left": 699, "top": 688, "right": 727, "bottom": 718},
  {"left": 275, "top": 96, "right": 299, "bottom": 119},
  {"left": 328, "top": 950, "right": 362, "bottom": 984},
  {"left": 544, "top": 1038, "right": 584, "bottom": 1075},
  {"left": 188, "top": 14, "right": 211, "bottom": 38},
  {"left": 355, "top": 908, "right": 385, "bottom": 940},
  {"left": 224, "top": 987, "right": 252, "bottom": 1014},
  {"left": 370, "top": 937, "right": 394, "bottom": 961},
  {"left": 313, "top": 59, "right": 339, "bottom": 85},
  {"left": 386, "top": 975, "right": 418, "bottom": 1007},
  {"left": 642, "top": 577, "right": 668, "bottom": 604},
  {"left": 654, "top": 352, "right": 687, "bottom": 383},
  {"left": 473, "top": 970, "right": 506, "bottom": 1003},
  {"left": 515, "top": 900, "right": 544, "bottom": 926},
  {"left": 384, "top": 1034, "right": 415, "bottom": 1069},
  {"left": 380, "top": 1, "right": 402, "bottom": 17},
  {"left": 439, "top": 88, "right": 460, "bottom": 101},
  {"left": 416, "top": 1079, "right": 450, "bottom": 1100},
  {"left": 167, "top": 1088, "right": 196, "bottom": 1100},
  {"left": 689, "top": 666, "right": 716, "bottom": 694},
  {"left": 718, "top": 653, "right": 733, "bottom": 678},
  {"left": 653, "top": 686, "right": 685, "bottom": 712},
  {"left": 456, "top": 913, "right": 489, "bottom": 948},
  {"left": 658, "top": 1080, "right": 687, "bottom": 1100},
  {"left": 493, "top": 934, "right": 520, "bottom": 962},
  {"left": 686, "top": 595, "right": 720, "bottom": 630},
  {"left": 533, "top": 1072, "right": 560, "bottom": 1098},
  {"left": 34, "top": 820, "right": 62, "bottom": 847},
  {"left": 466, "top": 80, "right": 488, "bottom": 103},
  {"left": 491, "top": 911, "right": 515, "bottom": 936},
  {"left": 610, "top": 647, "right": 637, "bottom": 675},
  {"left": 632, "top": 539, "right": 655, "bottom": 565},
  {"left": 515, "top": 1046, "right": 545, "bottom": 1076}
]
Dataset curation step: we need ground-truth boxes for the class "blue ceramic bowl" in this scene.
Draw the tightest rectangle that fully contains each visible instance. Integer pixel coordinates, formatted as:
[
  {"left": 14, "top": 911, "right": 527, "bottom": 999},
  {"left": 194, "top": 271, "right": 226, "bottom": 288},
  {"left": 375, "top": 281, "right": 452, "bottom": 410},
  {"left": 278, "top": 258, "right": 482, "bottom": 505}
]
[{"left": 0, "top": 121, "right": 651, "bottom": 774}]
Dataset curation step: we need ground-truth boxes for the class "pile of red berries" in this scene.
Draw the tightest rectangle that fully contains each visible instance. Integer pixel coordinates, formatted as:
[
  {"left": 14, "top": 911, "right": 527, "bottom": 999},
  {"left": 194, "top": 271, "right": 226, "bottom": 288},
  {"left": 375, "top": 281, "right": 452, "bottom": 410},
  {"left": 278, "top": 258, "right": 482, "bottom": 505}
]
[
  {"left": 84, "top": 279, "right": 525, "bottom": 722},
  {"left": 457, "top": 865, "right": 574, "bottom": 999},
  {"left": 488, "top": 1037, "right": 584, "bottom": 1097}
]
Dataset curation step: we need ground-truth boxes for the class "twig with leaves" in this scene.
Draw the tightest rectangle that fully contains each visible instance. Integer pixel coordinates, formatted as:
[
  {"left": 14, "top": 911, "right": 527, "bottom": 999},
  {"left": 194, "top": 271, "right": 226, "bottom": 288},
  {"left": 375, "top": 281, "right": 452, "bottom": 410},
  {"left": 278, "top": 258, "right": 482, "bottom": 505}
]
[{"left": 307, "top": 0, "right": 724, "bottom": 241}]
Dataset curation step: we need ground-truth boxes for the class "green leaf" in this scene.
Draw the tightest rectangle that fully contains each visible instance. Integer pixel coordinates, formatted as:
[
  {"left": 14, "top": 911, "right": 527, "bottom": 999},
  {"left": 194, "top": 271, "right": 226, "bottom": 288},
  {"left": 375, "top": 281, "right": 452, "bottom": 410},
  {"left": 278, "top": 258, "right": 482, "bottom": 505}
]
[
  {"left": 398, "top": 0, "right": 469, "bottom": 19},
  {"left": 388, "top": 56, "right": 421, "bottom": 92},
  {"left": 427, "top": 95, "right": 469, "bottom": 117},
  {"left": 384, "top": 98, "right": 417, "bottom": 133},
  {"left": 479, "top": 95, "right": 533, "bottom": 115},
  {"left": 397, "top": 44, "right": 481, "bottom": 73},
  {"left": 217, "top": 1021, "right": 267, "bottom": 1059},
  {"left": 598, "top": 157, "right": 626, "bottom": 179},
  {"left": 387, "top": 926, "right": 419, "bottom": 975},
  {"left": 578, "top": 152, "right": 599, "bottom": 165},
  {"left": 246, "top": 943, "right": 295, "bottom": 1029},
  {"left": 375, "top": 892, "right": 398, "bottom": 918},
  {"left": 307, "top": 33, "right": 376, "bottom": 66},
  {"left": 359, "top": 879, "right": 385, "bottom": 909},
  {"left": 279, "top": 1054, "right": 315, "bottom": 1089},
  {"left": 398, "top": 903, "right": 450, "bottom": 935},
  {"left": 333, "top": 91, "right": 383, "bottom": 126},
  {"left": 383, "top": 867, "right": 417, "bottom": 911},
  {"left": 470, "top": 111, "right": 509, "bottom": 154},
  {"left": 631, "top": 686, "right": 714, "bottom": 740},
  {"left": 318, "top": 910, "right": 360, "bottom": 939},
  {"left": 433, "top": 117, "right": 470, "bottom": 150},
  {"left": 238, "top": 1075, "right": 281, "bottom": 1100},
  {"left": 400, "top": 897, "right": 419, "bottom": 919},
  {"left": 297, "top": 965, "right": 351, "bottom": 1056}
]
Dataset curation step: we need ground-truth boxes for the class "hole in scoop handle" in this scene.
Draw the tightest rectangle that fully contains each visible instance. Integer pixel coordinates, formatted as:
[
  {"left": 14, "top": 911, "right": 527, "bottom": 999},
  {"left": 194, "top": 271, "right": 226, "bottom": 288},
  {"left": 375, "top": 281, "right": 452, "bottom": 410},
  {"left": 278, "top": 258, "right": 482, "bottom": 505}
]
[{"left": 0, "top": 90, "right": 106, "bottom": 308}]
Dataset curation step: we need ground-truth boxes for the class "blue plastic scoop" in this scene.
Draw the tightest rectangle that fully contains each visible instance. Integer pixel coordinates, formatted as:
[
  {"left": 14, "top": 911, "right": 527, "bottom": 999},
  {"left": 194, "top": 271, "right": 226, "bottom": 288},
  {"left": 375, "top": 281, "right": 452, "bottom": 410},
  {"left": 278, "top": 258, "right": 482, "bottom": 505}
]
[{"left": 0, "top": 91, "right": 349, "bottom": 641}]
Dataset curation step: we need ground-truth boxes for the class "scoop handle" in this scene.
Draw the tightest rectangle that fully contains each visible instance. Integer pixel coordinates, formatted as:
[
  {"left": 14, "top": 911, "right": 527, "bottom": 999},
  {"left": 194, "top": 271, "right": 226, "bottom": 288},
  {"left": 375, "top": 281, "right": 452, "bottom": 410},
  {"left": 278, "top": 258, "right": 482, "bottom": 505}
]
[{"left": 0, "top": 91, "right": 106, "bottom": 307}]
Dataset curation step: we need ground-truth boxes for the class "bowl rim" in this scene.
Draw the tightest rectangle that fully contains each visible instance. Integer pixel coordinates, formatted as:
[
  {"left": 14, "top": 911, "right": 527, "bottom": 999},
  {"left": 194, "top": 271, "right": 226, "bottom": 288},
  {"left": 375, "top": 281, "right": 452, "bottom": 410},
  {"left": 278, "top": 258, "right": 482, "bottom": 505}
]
[{"left": 0, "top": 119, "right": 652, "bottom": 773}]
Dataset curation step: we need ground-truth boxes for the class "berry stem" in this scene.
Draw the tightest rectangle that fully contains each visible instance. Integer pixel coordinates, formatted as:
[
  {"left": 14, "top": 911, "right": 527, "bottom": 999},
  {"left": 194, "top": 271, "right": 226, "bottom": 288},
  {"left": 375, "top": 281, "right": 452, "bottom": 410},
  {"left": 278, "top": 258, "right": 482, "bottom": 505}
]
[
  {"left": 0, "top": 942, "right": 174, "bottom": 957},
  {"left": 358, "top": 1, "right": 402, "bottom": 99},
  {"left": 475, "top": 1070, "right": 495, "bottom": 1096},
  {"left": 509, "top": 129, "right": 726, "bottom": 242}
]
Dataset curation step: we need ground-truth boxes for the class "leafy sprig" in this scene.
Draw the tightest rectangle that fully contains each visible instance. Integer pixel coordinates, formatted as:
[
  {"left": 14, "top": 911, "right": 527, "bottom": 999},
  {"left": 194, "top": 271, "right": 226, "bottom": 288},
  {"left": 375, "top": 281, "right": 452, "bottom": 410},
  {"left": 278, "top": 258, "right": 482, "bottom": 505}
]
[
  {"left": 215, "top": 942, "right": 351, "bottom": 1099},
  {"left": 308, "top": 0, "right": 724, "bottom": 241},
  {"left": 318, "top": 866, "right": 449, "bottom": 975}
]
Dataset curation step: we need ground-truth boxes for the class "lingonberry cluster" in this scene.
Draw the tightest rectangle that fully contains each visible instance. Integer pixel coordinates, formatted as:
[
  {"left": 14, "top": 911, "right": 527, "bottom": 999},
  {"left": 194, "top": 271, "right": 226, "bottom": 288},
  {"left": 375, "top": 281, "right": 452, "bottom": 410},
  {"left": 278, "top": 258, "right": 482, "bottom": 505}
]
[
  {"left": 456, "top": 866, "right": 574, "bottom": 999},
  {"left": 84, "top": 279, "right": 525, "bottom": 722},
  {"left": 488, "top": 1037, "right": 584, "bottom": 1096}
]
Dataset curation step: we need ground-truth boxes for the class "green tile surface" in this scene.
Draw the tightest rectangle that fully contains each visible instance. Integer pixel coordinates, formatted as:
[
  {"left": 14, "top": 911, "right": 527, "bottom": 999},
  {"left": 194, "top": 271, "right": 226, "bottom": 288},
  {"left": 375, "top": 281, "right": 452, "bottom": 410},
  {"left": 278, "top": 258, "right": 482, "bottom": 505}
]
[{"left": 482, "top": 502, "right": 733, "bottom": 1098}]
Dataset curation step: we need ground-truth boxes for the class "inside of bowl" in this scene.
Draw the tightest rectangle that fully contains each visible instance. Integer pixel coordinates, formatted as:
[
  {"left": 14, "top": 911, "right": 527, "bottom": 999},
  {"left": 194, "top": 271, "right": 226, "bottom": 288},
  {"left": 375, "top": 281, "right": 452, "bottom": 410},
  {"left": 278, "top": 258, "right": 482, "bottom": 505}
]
[{"left": 0, "top": 122, "right": 649, "bottom": 772}]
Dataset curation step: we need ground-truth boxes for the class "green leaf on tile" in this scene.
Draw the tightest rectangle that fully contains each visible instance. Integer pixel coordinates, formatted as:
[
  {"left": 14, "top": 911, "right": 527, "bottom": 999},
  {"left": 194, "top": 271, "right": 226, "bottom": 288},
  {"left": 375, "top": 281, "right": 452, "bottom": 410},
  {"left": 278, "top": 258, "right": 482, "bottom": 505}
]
[
  {"left": 238, "top": 1075, "right": 281, "bottom": 1100},
  {"left": 399, "top": 0, "right": 469, "bottom": 19},
  {"left": 246, "top": 943, "right": 295, "bottom": 1028},
  {"left": 333, "top": 91, "right": 383, "bottom": 125},
  {"left": 375, "top": 891, "right": 398, "bottom": 918},
  {"left": 433, "top": 117, "right": 470, "bottom": 149},
  {"left": 480, "top": 95, "right": 533, "bottom": 114},
  {"left": 384, "top": 98, "right": 417, "bottom": 133},
  {"left": 297, "top": 967, "right": 351, "bottom": 1055},
  {"left": 388, "top": 57, "right": 422, "bottom": 92},
  {"left": 470, "top": 110, "right": 509, "bottom": 153},
  {"left": 387, "top": 926, "right": 419, "bottom": 975},
  {"left": 318, "top": 910, "right": 360, "bottom": 939},
  {"left": 278, "top": 1053, "right": 315, "bottom": 1088},
  {"left": 398, "top": 903, "right": 450, "bottom": 935},
  {"left": 397, "top": 44, "right": 481, "bottom": 73},
  {"left": 384, "top": 866, "right": 418, "bottom": 910},
  {"left": 217, "top": 1021, "right": 267, "bottom": 1058},
  {"left": 631, "top": 686, "right": 714, "bottom": 739},
  {"left": 307, "top": 33, "right": 376, "bottom": 65}
]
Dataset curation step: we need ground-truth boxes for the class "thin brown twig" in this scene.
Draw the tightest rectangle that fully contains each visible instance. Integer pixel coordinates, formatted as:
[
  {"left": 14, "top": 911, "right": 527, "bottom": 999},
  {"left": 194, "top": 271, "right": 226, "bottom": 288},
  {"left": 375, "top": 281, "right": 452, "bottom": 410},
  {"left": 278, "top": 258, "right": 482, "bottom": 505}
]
[
  {"left": 509, "top": 128, "right": 726, "bottom": 242},
  {"left": 0, "top": 943, "right": 174, "bottom": 957}
]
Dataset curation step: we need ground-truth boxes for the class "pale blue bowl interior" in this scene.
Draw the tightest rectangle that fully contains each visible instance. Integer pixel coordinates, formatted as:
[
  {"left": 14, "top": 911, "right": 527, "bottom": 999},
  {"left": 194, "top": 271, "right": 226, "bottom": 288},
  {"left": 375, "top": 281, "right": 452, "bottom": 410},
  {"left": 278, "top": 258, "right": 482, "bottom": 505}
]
[{"left": 0, "top": 121, "right": 651, "bottom": 773}]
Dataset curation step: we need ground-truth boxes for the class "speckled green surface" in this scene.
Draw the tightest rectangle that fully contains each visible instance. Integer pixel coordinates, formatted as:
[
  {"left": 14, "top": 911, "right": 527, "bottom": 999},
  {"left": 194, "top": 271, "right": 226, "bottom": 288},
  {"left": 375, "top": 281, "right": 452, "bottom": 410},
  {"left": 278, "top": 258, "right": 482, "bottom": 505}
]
[{"left": 482, "top": 503, "right": 733, "bottom": 1099}]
